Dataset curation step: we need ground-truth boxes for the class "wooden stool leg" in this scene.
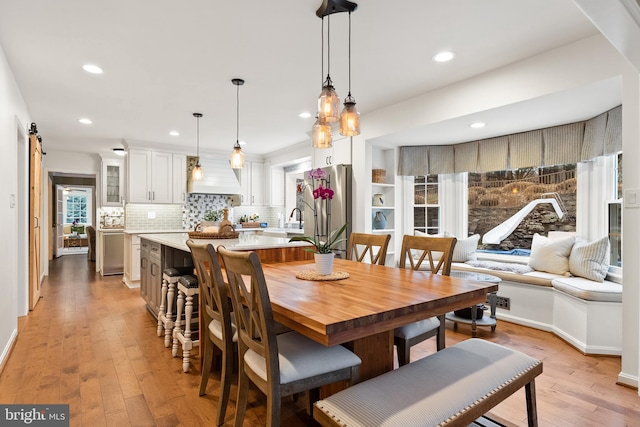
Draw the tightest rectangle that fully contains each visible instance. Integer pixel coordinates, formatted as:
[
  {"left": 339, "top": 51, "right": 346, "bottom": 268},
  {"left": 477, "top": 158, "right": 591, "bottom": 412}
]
[
  {"left": 182, "top": 293, "right": 194, "bottom": 373},
  {"left": 172, "top": 290, "right": 184, "bottom": 358},
  {"left": 165, "top": 281, "right": 176, "bottom": 347},
  {"left": 526, "top": 380, "right": 539, "bottom": 427},
  {"left": 157, "top": 277, "right": 168, "bottom": 337}
]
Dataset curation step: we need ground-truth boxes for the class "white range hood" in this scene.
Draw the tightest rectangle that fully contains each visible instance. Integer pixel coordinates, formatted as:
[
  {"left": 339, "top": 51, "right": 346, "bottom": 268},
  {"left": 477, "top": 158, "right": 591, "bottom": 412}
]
[{"left": 188, "top": 156, "right": 241, "bottom": 195}]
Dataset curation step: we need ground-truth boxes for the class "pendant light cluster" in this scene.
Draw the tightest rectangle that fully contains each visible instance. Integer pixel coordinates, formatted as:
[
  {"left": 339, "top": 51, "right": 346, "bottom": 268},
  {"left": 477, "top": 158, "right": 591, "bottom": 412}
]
[
  {"left": 229, "top": 78, "right": 245, "bottom": 169},
  {"left": 192, "top": 112, "right": 203, "bottom": 181},
  {"left": 312, "top": 0, "right": 360, "bottom": 149}
]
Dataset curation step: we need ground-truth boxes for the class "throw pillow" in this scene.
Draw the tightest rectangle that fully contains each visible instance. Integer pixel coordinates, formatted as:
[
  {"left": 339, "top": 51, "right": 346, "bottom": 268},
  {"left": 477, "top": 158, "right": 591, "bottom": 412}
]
[
  {"left": 569, "top": 236, "right": 610, "bottom": 282},
  {"left": 452, "top": 234, "right": 479, "bottom": 262},
  {"left": 528, "top": 233, "right": 575, "bottom": 275}
]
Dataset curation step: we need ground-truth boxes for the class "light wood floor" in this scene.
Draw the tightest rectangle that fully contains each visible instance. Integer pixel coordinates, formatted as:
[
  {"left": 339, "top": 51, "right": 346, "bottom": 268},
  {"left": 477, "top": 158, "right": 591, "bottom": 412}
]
[{"left": 1, "top": 255, "right": 639, "bottom": 426}]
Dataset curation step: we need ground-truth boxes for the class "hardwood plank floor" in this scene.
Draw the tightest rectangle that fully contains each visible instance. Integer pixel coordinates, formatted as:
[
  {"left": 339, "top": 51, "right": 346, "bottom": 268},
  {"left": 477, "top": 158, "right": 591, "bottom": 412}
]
[{"left": 1, "top": 254, "right": 638, "bottom": 426}]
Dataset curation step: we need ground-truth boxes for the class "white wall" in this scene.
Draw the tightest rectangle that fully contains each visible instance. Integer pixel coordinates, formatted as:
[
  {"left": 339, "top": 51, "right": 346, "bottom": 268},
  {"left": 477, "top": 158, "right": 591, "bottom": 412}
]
[{"left": 0, "top": 43, "right": 31, "bottom": 360}]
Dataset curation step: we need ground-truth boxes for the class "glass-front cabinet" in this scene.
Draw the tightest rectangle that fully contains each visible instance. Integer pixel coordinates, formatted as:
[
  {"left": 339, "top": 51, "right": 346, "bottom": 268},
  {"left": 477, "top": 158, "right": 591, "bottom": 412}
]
[{"left": 102, "top": 158, "right": 124, "bottom": 206}]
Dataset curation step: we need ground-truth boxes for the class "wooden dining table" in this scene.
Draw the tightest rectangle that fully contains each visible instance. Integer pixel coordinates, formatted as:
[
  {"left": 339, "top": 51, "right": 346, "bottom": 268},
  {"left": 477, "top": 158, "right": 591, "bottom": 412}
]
[{"left": 260, "top": 258, "right": 499, "bottom": 382}]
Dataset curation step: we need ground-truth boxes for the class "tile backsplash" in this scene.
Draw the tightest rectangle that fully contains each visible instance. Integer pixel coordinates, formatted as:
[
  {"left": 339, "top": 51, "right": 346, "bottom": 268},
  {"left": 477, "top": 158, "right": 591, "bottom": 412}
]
[{"left": 124, "top": 194, "right": 285, "bottom": 231}]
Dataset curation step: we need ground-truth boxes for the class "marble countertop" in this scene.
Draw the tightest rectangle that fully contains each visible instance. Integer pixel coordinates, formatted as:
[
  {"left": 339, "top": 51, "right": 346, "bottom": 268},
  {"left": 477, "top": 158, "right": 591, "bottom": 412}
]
[
  {"left": 124, "top": 228, "right": 186, "bottom": 235},
  {"left": 138, "top": 232, "right": 311, "bottom": 252}
]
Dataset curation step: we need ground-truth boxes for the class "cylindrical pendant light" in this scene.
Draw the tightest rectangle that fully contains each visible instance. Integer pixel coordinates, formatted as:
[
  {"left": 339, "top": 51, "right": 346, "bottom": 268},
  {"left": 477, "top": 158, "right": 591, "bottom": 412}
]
[
  {"left": 317, "top": 15, "right": 340, "bottom": 124},
  {"left": 229, "top": 78, "right": 245, "bottom": 169},
  {"left": 192, "top": 113, "right": 203, "bottom": 181},
  {"left": 339, "top": 11, "right": 360, "bottom": 136},
  {"left": 312, "top": 117, "right": 333, "bottom": 148}
]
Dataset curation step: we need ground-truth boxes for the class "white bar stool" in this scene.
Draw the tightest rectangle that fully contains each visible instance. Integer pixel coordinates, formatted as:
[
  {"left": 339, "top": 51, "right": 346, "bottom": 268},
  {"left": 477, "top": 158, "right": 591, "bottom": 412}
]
[
  {"left": 157, "top": 267, "right": 192, "bottom": 348},
  {"left": 172, "top": 274, "right": 200, "bottom": 372}
]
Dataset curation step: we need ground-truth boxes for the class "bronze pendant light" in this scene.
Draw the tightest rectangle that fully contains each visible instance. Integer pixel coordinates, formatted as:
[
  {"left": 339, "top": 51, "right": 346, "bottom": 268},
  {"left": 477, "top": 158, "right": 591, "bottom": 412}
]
[
  {"left": 192, "top": 112, "right": 203, "bottom": 181},
  {"left": 229, "top": 78, "right": 245, "bottom": 169}
]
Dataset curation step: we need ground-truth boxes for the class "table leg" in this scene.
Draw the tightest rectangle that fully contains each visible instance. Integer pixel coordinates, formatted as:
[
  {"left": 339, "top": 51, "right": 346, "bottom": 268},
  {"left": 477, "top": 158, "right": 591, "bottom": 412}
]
[{"left": 471, "top": 306, "right": 478, "bottom": 338}]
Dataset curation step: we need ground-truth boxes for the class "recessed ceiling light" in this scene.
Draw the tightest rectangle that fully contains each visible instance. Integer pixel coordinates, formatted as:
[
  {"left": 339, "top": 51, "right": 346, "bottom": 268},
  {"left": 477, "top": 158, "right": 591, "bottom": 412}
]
[
  {"left": 433, "top": 51, "right": 455, "bottom": 62},
  {"left": 82, "top": 64, "right": 103, "bottom": 74},
  {"left": 78, "top": 118, "right": 93, "bottom": 125},
  {"left": 113, "top": 148, "right": 126, "bottom": 156},
  {"left": 298, "top": 112, "right": 312, "bottom": 119},
  {"left": 470, "top": 122, "right": 486, "bottom": 129},
  {"left": 169, "top": 131, "right": 180, "bottom": 136}
]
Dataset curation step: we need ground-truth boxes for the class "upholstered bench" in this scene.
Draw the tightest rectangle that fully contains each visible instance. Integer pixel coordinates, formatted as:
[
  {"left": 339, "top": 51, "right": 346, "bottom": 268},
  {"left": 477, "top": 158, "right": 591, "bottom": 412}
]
[{"left": 314, "top": 339, "right": 543, "bottom": 427}]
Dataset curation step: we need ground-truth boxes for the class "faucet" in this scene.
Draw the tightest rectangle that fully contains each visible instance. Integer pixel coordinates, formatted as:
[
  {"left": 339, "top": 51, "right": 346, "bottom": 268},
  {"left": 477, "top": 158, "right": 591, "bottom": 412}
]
[{"left": 289, "top": 208, "right": 303, "bottom": 229}]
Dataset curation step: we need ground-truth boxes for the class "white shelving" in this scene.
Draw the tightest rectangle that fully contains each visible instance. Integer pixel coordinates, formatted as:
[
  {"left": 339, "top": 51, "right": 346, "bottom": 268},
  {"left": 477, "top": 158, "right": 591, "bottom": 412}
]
[{"left": 370, "top": 147, "right": 398, "bottom": 265}]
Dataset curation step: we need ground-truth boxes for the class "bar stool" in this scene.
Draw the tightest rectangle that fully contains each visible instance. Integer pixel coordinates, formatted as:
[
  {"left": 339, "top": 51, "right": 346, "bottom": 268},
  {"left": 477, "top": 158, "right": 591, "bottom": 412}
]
[
  {"left": 157, "top": 267, "right": 192, "bottom": 348},
  {"left": 172, "top": 274, "right": 200, "bottom": 372}
]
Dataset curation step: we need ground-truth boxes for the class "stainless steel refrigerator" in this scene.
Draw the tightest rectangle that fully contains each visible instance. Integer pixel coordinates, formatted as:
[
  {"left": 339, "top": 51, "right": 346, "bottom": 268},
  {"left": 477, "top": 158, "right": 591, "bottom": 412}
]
[{"left": 303, "top": 164, "right": 352, "bottom": 258}]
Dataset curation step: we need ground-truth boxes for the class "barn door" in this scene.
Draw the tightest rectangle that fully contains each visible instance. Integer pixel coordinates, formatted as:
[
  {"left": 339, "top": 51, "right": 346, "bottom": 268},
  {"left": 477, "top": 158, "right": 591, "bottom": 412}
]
[{"left": 29, "top": 124, "right": 42, "bottom": 310}]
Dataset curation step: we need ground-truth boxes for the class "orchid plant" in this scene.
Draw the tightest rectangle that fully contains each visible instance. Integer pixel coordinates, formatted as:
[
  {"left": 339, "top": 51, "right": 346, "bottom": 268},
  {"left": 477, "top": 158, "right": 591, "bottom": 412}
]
[{"left": 289, "top": 168, "right": 347, "bottom": 254}]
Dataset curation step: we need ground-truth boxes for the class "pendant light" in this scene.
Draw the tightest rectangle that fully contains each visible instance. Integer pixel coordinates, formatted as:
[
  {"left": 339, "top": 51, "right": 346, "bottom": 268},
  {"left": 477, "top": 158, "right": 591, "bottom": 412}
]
[
  {"left": 313, "top": 16, "right": 333, "bottom": 148},
  {"left": 339, "top": 11, "right": 360, "bottom": 136},
  {"left": 192, "top": 112, "right": 203, "bottom": 181},
  {"left": 317, "top": 15, "right": 340, "bottom": 125},
  {"left": 229, "top": 78, "right": 245, "bottom": 169}
]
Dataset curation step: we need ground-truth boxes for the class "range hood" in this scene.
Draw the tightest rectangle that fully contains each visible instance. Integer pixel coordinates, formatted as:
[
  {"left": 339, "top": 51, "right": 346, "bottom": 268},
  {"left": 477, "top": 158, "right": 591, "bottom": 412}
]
[{"left": 187, "top": 156, "right": 241, "bottom": 195}]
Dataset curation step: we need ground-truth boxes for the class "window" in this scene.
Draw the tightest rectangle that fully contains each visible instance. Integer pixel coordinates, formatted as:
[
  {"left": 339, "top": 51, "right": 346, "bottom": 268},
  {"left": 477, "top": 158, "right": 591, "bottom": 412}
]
[
  {"left": 413, "top": 175, "right": 440, "bottom": 234},
  {"left": 609, "top": 153, "right": 623, "bottom": 269},
  {"left": 468, "top": 164, "right": 577, "bottom": 250},
  {"left": 65, "top": 195, "right": 87, "bottom": 224}
]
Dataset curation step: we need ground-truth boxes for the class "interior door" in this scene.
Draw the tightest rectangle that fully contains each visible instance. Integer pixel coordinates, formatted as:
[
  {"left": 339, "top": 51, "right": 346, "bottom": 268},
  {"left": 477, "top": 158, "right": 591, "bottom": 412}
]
[
  {"left": 29, "top": 128, "right": 42, "bottom": 310},
  {"left": 55, "top": 185, "right": 65, "bottom": 257}
]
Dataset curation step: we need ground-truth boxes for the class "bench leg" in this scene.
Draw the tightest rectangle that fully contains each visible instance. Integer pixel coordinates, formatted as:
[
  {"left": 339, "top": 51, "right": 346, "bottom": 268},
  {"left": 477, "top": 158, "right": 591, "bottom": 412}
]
[
  {"left": 436, "top": 314, "right": 446, "bottom": 351},
  {"left": 525, "top": 379, "right": 538, "bottom": 427}
]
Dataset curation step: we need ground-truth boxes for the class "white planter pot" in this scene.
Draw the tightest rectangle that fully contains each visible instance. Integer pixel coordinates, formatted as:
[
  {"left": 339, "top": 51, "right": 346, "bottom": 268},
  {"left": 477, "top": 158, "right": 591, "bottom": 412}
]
[{"left": 314, "top": 252, "right": 335, "bottom": 275}]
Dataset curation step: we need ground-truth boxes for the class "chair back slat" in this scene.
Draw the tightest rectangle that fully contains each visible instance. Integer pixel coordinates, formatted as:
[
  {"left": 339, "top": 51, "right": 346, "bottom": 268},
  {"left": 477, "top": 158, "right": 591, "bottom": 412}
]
[
  {"left": 399, "top": 235, "right": 457, "bottom": 275},
  {"left": 347, "top": 233, "right": 391, "bottom": 265}
]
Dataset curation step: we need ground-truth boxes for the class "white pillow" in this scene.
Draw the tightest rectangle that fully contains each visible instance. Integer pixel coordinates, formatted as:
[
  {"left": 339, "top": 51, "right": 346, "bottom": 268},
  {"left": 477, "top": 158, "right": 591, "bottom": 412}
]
[
  {"left": 452, "top": 234, "right": 479, "bottom": 262},
  {"left": 569, "top": 236, "right": 610, "bottom": 282},
  {"left": 528, "top": 233, "right": 575, "bottom": 276}
]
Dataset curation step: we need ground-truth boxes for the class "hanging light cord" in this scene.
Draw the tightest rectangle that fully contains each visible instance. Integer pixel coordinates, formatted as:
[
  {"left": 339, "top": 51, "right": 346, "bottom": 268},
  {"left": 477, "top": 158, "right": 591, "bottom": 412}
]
[
  {"left": 321, "top": 16, "right": 324, "bottom": 87},
  {"left": 327, "top": 15, "right": 331, "bottom": 79},
  {"left": 347, "top": 11, "right": 352, "bottom": 96},
  {"left": 196, "top": 116, "right": 200, "bottom": 157},
  {"left": 236, "top": 82, "right": 240, "bottom": 146}
]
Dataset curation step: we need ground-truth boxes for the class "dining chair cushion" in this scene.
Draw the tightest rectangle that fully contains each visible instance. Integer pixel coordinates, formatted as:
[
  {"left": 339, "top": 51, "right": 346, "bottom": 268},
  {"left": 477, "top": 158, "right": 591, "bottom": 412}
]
[
  {"left": 394, "top": 317, "right": 440, "bottom": 340},
  {"left": 209, "top": 316, "right": 239, "bottom": 342},
  {"left": 244, "top": 331, "right": 362, "bottom": 385}
]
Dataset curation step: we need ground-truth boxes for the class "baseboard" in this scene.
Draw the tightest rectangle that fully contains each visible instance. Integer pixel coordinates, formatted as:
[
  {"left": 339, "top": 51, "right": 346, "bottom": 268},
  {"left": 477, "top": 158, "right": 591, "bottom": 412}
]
[
  {"left": 617, "top": 372, "right": 639, "bottom": 389},
  {"left": 122, "top": 277, "right": 140, "bottom": 289},
  {"left": 0, "top": 328, "right": 18, "bottom": 375},
  {"left": 495, "top": 312, "right": 553, "bottom": 332}
]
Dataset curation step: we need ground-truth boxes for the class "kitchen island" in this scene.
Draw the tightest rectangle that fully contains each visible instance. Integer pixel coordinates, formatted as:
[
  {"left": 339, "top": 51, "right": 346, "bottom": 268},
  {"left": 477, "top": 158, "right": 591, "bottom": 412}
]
[{"left": 138, "top": 232, "right": 312, "bottom": 319}]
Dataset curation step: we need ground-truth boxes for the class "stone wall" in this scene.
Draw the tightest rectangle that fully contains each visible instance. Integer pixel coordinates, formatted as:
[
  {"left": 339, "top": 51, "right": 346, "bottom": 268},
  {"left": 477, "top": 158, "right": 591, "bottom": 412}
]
[{"left": 469, "top": 180, "right": 576, "bottom": 250}]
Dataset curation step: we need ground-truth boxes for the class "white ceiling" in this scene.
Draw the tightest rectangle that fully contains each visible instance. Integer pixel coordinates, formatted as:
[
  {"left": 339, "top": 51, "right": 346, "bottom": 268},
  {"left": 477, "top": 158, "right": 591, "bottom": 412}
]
[{"left": 0, "top": 0, "right": 619, "bottom": 159}]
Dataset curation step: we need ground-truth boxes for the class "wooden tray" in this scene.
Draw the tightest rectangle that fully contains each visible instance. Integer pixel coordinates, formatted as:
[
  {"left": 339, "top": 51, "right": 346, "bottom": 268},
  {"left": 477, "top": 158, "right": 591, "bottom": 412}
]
[{"left": 187, "top": 230, "right": 239, "bottom": 239}]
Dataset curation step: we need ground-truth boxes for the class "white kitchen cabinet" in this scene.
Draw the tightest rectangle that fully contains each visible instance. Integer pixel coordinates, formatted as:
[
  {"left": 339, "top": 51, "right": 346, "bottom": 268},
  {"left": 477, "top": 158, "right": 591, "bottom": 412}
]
[
  {"left": 240, "top": 161, "right": 265, "bottom": 206},
  {"left": 127, "top": 148, "right": 174, "bottom": 203},
  {"left": 269, "top": 166, "right": 285, "bottom": 206},
  {"left": 101, "top": 158, "right": 125, "bottom": 206},
  {"left": 311, "top": 137, "right": 352, "bottom": 168},
  {"left": 123, "top": 233, "right": 141, "bottom": 288},
  {"left": 172, "top": 153, "right": 187, "bottom": 203}
]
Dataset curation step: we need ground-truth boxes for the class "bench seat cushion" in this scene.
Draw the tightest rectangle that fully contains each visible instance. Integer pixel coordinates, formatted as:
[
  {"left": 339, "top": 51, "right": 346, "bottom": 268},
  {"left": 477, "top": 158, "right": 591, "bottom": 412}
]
[
  {"left": 552, "top": 277, "right": 622, "bottom": 302},
  {"left": 451, "top": 262, "right": 556, "bottom": 287},
  {"left": 315, "top": 339, "right": 541, "bottom": 427}
]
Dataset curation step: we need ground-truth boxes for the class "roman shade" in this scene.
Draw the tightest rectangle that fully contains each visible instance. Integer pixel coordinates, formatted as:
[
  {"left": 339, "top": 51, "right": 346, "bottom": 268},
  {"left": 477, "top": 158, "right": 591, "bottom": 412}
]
[{"left": 397, "top": 105, "right": 621, "bottom": 176}]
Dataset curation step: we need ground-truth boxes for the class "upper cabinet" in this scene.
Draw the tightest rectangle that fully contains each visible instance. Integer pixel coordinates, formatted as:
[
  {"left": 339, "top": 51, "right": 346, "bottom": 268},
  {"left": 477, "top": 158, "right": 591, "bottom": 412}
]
[
  {"left": 172, "top": 154, "right": 187, "bottom": 204},
  {"left": 240, "top": 161, "right": 265, "bottom": 206},
  {"left": 311, "top": 138, "right": 352, "bottom": 168},
  {"left": 101, "top": 158, "right": 125, "bottom": 206},
  {"left": 128, "top": 148, "right": 174, "bottom": 204},
  {"left": 269, "top": 166, "right": 285, "bottom": 207}
]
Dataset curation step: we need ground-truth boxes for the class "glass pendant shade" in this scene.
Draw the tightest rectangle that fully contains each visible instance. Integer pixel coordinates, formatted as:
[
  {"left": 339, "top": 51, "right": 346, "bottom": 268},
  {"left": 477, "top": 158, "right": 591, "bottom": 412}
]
[
  {"left": 339, "top": 95, "right": 360, "bottom": 136},
  {"left": 192, "top": 161, "right": 203, "bottom": 181},
  {"left": 318, "top": 79, "right": 341, "bottom": 123},
  {"left": 230, "top": 144, "right": 245, "bottom": 169},
  {"left": 312, "top": 118, "right": 333, "bottom": 148}
]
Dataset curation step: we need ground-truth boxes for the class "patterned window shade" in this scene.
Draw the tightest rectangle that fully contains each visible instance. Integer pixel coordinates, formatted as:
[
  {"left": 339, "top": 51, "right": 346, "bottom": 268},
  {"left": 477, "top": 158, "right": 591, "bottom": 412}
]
[
  {"left": 454, "top": 141, "right": 479, "bottom": 173},
  {"left": 543, "top": 122, "right": 584, "bottom": 166},
  {"left": 429, "top": 145, "right": 455, "bottom": 174},
  {"left": 478, "top": 136, "right": 508, "bottom": 172},
  {"left": 604, "top": 105, "right": 622, "bottom": 155},
  {"left": 509, "top": 130, "right": 543, "bottom": 169},
  {"left": 398, "top": 146, "right": 429, "bottom": 176},
  {"left": 581, "top": 112, "right": 607, "bottom": 161}
]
